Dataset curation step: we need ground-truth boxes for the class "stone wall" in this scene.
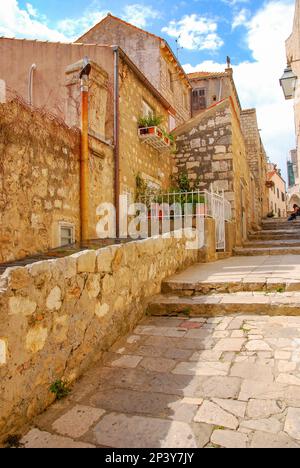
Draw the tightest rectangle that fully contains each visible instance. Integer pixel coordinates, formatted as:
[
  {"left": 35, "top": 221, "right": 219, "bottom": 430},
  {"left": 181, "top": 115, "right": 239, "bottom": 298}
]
[
  {"left": 159, "top": 48, "right": 191, "bottom": 126},
  {"left": 119, "top": 58, "right": 175, "bottom": 195},
  {"left": 240, "top": 109, "right": 269, "bottom": 227},
  {"left": 189, "top": 71, "right": 240, "bottom": 120},
  {"left": 0, "top": 39, "right": 115, "bottom": 137},
  {"left": 268, "top": 172, "right": 287, "bottom": 218},
  {"left": 0, "top": 232, "right": 198, "bottom": 440},
  {"left": 77, "top": 14, "right": 191, "bottom": 127},
  {"left": 231, "top": 107, "right": 251, "bottom": 244},
  {"left": 286, "top": 0, "right": 300, "bottom": 187},
  {"left": 0, "top": 97, "right": 115, "bottom": 262},
  {"left": 173, "top": 98, "right": 251, "bottom": 245},
  {"left": 0, "top": 99, "right": 80, "bottom": 263}
]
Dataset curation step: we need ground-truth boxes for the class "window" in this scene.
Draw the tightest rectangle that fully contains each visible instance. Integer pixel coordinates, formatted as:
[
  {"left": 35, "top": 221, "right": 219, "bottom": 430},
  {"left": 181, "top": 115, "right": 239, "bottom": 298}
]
[
  {"left": 142, "top": 100, "right": 154, "bottom": 118},
  {"left": 183, "top": 91, "right": 189, "bottom": 110},
  {"left": 281, "top": 192, "right": 285, "bottom": 202},
  {"left": 192, "top": 88, "right": 206, "bottom": 111},
  {"left": 168, "top": 70, "right": 174, "bottom": 92},
  {"left": 277, "top": 188, "right": 280, "bottom": 199},
  {"left": 169, "top": 114, "right": 176, "bottom": 131},
  {"left": 59, "top": 223, "right": 75, "bottom": 247}
]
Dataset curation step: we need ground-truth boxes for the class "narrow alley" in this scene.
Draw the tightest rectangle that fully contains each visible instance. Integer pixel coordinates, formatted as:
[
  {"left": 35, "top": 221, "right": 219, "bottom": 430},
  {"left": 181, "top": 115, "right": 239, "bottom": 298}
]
[{"left": 18, "top": 219, "right": 300, "bottom": 449}]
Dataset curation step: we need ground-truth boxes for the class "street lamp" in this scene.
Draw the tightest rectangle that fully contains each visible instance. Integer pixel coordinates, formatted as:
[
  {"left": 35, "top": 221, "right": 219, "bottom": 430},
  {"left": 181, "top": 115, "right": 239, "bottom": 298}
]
[{"left": 280, "top": 63, "right": 298, "bottom": 100}]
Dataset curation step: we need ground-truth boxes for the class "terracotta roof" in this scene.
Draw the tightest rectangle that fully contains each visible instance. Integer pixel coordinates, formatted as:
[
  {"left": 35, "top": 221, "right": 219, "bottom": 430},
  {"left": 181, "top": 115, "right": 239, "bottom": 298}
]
[
  {"left": 267, "top": 170, "right": 277, "bottom": 180},
  {"left": 267, "top": 170, "right": 286, "bottom": 185},
  {"left": 76, "top": 13, "right": 191, "bottom": 88},
  {"left": 188, "top": 71, "right": 227, "bottom": 79}
]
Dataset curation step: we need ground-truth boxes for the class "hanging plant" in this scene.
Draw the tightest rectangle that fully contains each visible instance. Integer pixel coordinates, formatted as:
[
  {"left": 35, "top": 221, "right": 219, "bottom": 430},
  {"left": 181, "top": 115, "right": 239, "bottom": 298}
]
[{"left": 135, "top": 173, "right": 148, "bottom": 202}]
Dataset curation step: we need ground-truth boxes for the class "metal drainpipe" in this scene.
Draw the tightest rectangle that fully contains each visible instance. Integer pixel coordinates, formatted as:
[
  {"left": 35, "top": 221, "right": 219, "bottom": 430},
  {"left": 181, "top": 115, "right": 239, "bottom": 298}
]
[
  {"left": 113, "top": 46, "right": 120, "bottom": 238},
  {"left": 28, "top": 64, "right": 37, "bottom": 106},
  {"left": 218, "top": 78, "right": 223, "bottom": 102},
  {"left": 80, "top": 72, "right": 90, "bottom": 242}
]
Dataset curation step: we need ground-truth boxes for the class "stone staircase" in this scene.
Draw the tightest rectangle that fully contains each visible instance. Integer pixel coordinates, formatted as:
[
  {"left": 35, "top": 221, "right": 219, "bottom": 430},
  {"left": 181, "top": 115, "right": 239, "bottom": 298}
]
[
  {"left": 234, "top": 219, "right": 300, "bottom": 256},
  {"left": 147, "top": 219, "right": 300, "bottom": 317}
]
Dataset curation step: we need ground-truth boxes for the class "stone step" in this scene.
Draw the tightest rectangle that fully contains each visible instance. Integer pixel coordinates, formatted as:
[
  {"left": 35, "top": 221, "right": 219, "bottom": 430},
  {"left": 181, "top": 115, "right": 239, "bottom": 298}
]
[
  {"left": 261, "top": 223, "right": 300, "bottom": 231},
  {"left": 243, "top": 240, "right": 300, "bottom": 248},
  {"left": 162, "top": 277, "right": 300, "bottom": 296},
  {"left": 216, "top": 252, "right": 231, "bottom": 260},
  {"left": 249, "top": 231, "right": 300, "bottom": 240},
  {"left": 234, "top": 247, "right": 300, "bottom": 256},
  {"left": 147, "top": 292, "right": 300, "bottom": 317}
]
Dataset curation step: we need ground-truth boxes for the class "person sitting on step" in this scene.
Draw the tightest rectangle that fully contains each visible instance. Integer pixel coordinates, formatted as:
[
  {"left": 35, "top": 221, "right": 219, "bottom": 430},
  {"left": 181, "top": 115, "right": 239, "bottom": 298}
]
[{"left": 288, "top": 204, "right": 300, "bottom": 221}]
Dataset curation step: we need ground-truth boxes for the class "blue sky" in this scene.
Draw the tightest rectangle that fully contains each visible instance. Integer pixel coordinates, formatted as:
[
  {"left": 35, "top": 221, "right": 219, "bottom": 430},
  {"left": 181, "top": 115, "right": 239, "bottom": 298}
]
[
  {"left": 0, "top": 0, "right": 297, "bottom": 179},
  {"left": 15, "top": 0, "right": 264, "bottom": 65}
]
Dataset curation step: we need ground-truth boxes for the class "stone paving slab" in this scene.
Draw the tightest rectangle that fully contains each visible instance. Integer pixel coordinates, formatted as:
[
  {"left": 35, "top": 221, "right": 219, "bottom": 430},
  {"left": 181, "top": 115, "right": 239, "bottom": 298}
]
[{"left": 18, "top": 314, "right": 300, "bottom": 448}]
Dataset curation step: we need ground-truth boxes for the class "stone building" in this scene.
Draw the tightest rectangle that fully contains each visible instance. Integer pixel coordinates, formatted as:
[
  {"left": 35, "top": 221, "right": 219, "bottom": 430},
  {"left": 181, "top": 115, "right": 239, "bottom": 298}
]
[
  {"left": 76, "top": 13, "right": 192, "bottom": 127},
  {"left": 286, "top": 0, "right": 300, "bottom": 189},
  {"left": 266, "top": 164, "right": 287, "bottom": 218},
  {"left": 0, "top": 39, "right": 176, "bottom": 262},
  {"left": 188, "top": 68, "right": 269, "bottom": 230},
  {"left": 188, "top": 68, "right": 241, "bottom": 119},
  {"left": 287, "top": 149, "right": 300, "bottom": 210},
  {"left": 240, "top": 108, "right": 269, "bottom": 228},
  {"left": 173, "top": 98, "right": 251, "bottom": 246},
  {"left": 287, "top": 149, "right": 298, "bottom": 188}
]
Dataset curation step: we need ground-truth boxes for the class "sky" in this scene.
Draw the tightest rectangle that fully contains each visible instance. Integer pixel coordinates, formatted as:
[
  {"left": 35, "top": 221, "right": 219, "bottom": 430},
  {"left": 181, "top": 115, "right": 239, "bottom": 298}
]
[{"left": 0, "top": 0, "right": 297, "bottom": 181}]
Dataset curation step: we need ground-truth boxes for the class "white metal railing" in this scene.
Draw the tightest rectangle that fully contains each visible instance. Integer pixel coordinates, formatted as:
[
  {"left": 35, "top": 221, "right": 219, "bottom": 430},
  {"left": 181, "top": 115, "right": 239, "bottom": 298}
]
[{"left": 138, "top": 189, "right": 232, "bottom": 251}]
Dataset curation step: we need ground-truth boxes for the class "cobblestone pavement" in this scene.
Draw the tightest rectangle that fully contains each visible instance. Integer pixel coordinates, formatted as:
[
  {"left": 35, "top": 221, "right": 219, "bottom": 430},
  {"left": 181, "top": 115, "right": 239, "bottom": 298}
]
[{"left": 20, "top": 314, "right": 300, "bottom": 448}]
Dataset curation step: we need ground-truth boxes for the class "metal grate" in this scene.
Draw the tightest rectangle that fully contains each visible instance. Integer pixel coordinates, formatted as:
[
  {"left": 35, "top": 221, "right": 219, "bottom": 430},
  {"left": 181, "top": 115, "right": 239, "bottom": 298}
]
[{"left": 138, "top": 127, "right": 171, "bottom": 152}]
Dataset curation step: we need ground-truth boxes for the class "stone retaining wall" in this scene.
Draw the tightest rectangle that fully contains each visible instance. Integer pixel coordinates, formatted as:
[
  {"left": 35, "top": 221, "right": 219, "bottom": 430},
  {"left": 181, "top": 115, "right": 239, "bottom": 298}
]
[{"left": 0, "top": 232, "right": 198, "bottom": 440}]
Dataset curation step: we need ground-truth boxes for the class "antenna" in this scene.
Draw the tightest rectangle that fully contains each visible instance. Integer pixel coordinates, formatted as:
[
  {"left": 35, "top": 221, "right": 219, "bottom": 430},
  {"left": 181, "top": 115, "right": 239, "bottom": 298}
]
[{"left": 175, "top": 35, "right": 183, "bottom": 59}]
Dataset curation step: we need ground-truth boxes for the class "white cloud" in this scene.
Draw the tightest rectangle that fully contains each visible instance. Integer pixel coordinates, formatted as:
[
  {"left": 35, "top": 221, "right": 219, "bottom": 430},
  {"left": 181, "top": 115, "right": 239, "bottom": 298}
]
[
  {"left": 0, "top": 0, "right": 67, "bottom": 41},
  {"left": 222, "top": 0, "right": 250, "bottom": 6},
  {"left": 123, "top": 4, "right": 160, "bottom": 28},
  {"left": 57, "top": 11, "right": 108, "bottom": 39},
  {"left": 0, "top": 1, "right": 160, "bottom": 42},
  {"left": 162, "top": 14, "right": 224, "bottom": 51},
  {"left": 232, "top": 8, "right": 250, "bottom": 29},
  {"left": 184, "top": 1, "right": 295, "bottom": 178}
]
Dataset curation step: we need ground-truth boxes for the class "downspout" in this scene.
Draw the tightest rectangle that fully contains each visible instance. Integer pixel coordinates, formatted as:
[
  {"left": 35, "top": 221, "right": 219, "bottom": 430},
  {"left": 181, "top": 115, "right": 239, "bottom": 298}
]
[
  {"left": 218, "top": 77, "right": 223, "bottom": 102},
  {"left": 28, "top": 64, "right": 37, "bottom": 106},
  {"left": 113, "top": 46, "right": 120, "bottom": 238},
  {"left": 80, "top": 58, "right": 91, "bottom": 242}
]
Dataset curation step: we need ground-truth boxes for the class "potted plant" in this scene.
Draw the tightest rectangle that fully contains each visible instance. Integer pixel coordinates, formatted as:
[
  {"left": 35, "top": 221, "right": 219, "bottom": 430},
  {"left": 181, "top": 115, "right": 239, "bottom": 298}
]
[
  {"left": 266, "top": 180, "right": 275, "bottom": 189},
  {"left": 138, "top": 115, "right": 163, "bottom": 135}
]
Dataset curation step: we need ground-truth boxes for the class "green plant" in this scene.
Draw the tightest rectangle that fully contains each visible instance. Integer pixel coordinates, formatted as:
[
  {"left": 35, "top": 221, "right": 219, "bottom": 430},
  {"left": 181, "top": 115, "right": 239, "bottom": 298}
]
[
  {"left": 135, "top": 173, "right": 149, "bottom": 202},
  {"left": 276, "top": 286, "right": 285, "bottom": 293},
  {"left": 168, "top": 133, "right": 175, "bottom": 144},
  {"left": 138, "top": 115, "right": 163, "bottom": 128},
  {"left": 177, "top": 171, "right": 191, "bottom": 192},
  {"left": 50, "top": 379, "right": 70, "bottom": 400},
  {"left": 180, "top": 308, "right": 191, "bottom": 316}
]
